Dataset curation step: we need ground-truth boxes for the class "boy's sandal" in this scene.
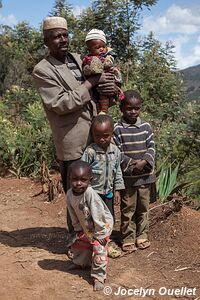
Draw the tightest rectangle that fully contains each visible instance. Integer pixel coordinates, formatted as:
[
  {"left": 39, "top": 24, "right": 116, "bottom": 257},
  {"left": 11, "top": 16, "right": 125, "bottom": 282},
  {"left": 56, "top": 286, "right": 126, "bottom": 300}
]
[
  {"left": 136, "top": 239, "right": 150, "bottom": 250},
  {"left": 122, "top": 243, "right": 137, "bottom": 253}
]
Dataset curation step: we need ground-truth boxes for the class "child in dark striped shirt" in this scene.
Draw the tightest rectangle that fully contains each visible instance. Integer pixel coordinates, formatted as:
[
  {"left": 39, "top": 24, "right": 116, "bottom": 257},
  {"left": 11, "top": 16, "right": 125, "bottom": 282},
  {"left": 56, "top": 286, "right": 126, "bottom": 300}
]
[{"left": 113, "top": 90, "right": 156, "bottom": 253}]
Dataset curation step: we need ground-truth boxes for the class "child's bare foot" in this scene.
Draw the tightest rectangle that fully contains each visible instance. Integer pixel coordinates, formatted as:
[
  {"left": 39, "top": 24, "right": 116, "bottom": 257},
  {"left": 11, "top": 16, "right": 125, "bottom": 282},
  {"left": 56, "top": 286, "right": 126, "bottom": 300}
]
[{"left": 93, "top": 279, "right": 104, "bottom": 291}]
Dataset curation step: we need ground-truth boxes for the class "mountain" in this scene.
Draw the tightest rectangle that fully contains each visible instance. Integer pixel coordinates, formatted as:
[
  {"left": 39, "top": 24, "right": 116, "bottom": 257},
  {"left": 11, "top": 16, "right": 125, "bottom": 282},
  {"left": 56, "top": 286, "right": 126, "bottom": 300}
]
[{"left": 181, "top": 64, "right": 200, "bottom": 101}]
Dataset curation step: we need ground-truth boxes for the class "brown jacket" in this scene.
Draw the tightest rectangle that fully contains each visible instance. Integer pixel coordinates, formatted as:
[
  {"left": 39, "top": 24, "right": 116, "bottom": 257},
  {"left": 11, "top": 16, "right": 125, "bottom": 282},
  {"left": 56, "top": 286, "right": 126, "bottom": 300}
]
[{"left": 32, "top": 53, "right": 97, "bottom": 161}]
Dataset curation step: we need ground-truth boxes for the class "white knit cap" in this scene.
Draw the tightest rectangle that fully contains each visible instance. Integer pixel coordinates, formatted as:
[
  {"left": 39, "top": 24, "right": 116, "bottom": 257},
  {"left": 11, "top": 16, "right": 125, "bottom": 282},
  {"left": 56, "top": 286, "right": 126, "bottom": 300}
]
[
  {"left": 85, "top": 29, "right": 106, "bottom": 44},
  {"left": 43, "top": 17, "right": 68, "bottom": 31}
]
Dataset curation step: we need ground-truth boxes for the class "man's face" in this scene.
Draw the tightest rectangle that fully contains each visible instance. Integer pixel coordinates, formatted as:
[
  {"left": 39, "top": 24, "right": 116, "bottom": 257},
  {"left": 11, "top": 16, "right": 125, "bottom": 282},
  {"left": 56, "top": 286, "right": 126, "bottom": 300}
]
[
  {"left": 70, "top": 167, "right": 91, "bottom": 195},
  {"left": 45, "top": 28, "right": 69, "bottom": 60},
  {"left": 92, "top": 121, "right": 113, "bottom": 151},
  {"left": 121, "top": 98, "right": 141, "bottom": 124}
]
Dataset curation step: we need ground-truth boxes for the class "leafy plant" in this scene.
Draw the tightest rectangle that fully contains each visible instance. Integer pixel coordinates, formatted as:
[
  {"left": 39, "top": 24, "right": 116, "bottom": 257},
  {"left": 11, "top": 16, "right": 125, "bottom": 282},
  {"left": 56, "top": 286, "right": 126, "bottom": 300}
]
[
  {"left": 0, "top": 92, "right": 55, "bottom": 178},
  {"left": 156, "top": 163, "right": 191, "bottom": 203}
]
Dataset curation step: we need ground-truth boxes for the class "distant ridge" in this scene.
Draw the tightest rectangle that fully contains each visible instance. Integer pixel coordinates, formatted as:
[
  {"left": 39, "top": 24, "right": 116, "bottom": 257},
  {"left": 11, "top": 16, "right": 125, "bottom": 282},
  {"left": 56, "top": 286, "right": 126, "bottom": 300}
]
[{"left": 181, "top": 64, "right": 200, "bottom": 101}]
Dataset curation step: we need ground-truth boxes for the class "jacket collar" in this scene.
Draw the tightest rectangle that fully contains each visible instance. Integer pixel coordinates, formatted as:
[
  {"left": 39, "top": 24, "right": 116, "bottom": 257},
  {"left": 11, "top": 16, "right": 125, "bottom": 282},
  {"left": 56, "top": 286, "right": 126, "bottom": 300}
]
[
  {"left": 91, "top": 143, "right": 115, "bottom": 154},
  {"left": 47, "top": 53, "right": 82, "bottom": 89}
]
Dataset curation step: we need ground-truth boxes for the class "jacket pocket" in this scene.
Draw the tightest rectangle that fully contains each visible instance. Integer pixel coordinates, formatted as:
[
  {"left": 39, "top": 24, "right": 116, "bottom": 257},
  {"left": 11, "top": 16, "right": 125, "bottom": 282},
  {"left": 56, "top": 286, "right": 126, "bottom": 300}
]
[{"left": 91, "top": 169, "right": 102, "bottom": 187}]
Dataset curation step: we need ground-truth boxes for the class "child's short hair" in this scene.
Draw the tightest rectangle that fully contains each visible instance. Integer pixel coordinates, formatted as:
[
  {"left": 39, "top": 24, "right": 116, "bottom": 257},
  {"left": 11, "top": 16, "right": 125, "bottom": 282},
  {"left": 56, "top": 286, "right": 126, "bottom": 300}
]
[
  {"left": 69, "top": 160, "right": 92, "bottom": 177},
  {"left": 91, "top": 114, "right": 114, "bottom": 131},
  {"left": 120, "top": 90, "right": 142, "bottom": 110}
]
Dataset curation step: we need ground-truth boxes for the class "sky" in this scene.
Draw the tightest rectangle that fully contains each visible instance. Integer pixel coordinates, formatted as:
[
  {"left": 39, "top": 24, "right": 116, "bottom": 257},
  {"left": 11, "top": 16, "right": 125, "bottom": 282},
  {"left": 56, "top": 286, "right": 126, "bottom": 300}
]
[{"left": 1, "top": 0, "right": 200, "bottom": 70}]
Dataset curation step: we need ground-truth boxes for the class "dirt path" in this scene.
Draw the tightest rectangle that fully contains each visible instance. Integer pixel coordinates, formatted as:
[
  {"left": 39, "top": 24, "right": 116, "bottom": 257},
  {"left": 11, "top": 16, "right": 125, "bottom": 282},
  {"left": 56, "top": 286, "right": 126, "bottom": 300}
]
[{"left": 0, "top": 178, "right": 199, "bottom": 300}]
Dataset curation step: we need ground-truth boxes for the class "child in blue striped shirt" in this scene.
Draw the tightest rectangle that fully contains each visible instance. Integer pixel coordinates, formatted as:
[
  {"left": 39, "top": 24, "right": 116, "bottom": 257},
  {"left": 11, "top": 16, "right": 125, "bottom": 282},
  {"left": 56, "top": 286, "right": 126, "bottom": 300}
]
[{"left": 113, "top": 90, "right": 156, "bottom": 253}]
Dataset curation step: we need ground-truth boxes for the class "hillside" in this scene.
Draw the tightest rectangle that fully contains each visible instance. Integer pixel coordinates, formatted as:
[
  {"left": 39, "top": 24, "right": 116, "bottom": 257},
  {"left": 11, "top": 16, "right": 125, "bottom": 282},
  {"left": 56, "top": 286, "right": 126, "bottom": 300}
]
[{"left": 181, "top": 64, "right": 200, "bottom": 101}]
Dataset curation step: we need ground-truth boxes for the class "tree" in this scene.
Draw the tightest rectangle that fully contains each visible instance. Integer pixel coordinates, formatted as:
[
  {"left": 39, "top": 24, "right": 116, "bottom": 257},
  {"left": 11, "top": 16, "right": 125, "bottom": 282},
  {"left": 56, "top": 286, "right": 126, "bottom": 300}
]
[
  {"left": 49, "top": 0, "right": 77, "bottom": 39},
  {"left": 50, "top": 0, "right": 72, "bottom": 17},
  {"left": 132, "top": 33, "right": 184, "bottom": 123},
  {"left": 0, "top": 22, "right": 43, "bottom": 94},
  {"left": 0, "top": 25, "right": 13, "bottom": 94}
]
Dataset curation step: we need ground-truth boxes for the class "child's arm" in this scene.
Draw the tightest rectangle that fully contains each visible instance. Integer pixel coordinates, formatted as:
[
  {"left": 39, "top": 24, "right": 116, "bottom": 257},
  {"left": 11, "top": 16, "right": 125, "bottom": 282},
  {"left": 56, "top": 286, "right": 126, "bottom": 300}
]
[
  {"left": 66, "top": 196, "right": 82, "bottom": 232},
  {"left": 132, "top": 124, "right": 155, "bottom": 174},
  {"left": 113, "top": 129, "right": 136, "bottom": 175},
  {"left": 82, "top": 55, "right": 104, "bottom": 76},
  {"left": 88, "top": 189, "right": 113, "bottom": 240},
  {"left": 143, "top": 123, "right": 155, "bottom": 169},
  {"left": 113, "top": 148, "right": 125, "bottom": 204}
]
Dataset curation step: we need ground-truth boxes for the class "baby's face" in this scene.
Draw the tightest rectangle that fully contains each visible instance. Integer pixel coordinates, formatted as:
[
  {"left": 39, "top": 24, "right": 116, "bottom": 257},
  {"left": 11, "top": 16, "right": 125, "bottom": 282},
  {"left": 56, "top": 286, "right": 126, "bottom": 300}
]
[{"left": 86, "top": 39, "right": 107, "bottom": 55}]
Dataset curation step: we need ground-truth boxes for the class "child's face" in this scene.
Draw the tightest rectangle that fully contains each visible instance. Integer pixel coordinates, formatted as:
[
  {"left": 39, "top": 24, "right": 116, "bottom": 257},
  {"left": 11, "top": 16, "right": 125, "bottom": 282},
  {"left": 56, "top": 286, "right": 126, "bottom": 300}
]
[
  {"left": 121, "top": 97, "right": 141, "bottom": 124},
  {"left": 86, "top": 39, "right": 107, "bottom": 56},
  {"left": 92, "top": 121, "right": 113, "bottom": 151},
  {"left": 70, "top": 167, "right": 91, "bottom": 195}
]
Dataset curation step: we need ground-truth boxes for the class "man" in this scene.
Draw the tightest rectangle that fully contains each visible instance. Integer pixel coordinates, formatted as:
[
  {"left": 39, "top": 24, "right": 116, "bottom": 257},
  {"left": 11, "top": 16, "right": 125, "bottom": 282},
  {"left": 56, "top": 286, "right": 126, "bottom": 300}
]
[
  {"left": 32, "top": 16, "right": 117, "bottom": 232},
  {"left": 32, "top": 17, "right": 116, "bottom": 191}
]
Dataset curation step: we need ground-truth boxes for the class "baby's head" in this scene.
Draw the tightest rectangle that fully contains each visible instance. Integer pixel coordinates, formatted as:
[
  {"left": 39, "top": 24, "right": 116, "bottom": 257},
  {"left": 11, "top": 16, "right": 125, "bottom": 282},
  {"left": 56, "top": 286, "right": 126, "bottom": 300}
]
[
  {"left": 85, "top": 29, "right": 107, "bottom": 56},
  {"left": 120, "top": 90, "right": 142, "bottom": 124},
  {"left": 69, "top": 160, "right": 92, "bottom": 195},
  {"left": 91, "top": 115, "right": 114, "bottom": 151}
]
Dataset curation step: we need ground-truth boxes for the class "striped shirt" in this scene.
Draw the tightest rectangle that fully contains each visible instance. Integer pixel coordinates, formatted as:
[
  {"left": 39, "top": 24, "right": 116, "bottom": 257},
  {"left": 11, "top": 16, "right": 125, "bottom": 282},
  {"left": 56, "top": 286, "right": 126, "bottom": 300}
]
[
  {"left": 67, "top": 53, "right": 84, "bottom": 82},
  {"left": 113, "top": 117, "right": 156, "bottom": 187}
]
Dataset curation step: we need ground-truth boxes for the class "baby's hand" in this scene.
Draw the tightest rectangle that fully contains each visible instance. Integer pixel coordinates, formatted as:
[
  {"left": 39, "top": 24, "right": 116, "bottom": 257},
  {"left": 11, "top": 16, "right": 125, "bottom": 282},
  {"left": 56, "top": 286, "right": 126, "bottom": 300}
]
[{"left": 104, "top": 60, "right": 113, "bottom": 70}]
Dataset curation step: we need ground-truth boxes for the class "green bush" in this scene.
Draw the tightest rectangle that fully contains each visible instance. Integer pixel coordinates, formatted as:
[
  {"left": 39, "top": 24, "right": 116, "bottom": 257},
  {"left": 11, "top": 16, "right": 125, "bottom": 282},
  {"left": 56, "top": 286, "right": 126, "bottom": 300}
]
[{"left": 0, "top": 88, "right": 55, "bottom": 177}]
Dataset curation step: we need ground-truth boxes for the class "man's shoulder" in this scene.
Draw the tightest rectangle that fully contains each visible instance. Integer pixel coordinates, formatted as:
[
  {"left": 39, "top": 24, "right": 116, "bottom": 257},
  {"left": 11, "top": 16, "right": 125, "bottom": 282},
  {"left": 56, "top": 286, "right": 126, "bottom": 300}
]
[{"left": 33, "top": 58, "right": 51, "bottom": 73}]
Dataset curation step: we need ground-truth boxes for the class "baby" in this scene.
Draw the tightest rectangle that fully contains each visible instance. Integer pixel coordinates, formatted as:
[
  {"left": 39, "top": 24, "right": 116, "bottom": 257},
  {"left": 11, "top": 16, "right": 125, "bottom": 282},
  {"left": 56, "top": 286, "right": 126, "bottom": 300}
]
[{"left": 82, "top": 29, "right": 124, "bottom": 114}]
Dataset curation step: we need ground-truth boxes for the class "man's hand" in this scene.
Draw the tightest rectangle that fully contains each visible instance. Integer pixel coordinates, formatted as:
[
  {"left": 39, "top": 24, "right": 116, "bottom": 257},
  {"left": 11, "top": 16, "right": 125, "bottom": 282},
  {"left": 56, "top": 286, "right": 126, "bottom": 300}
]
[
  {"left": 83, "top": 72, "right": 116, "bottom": 94},
  {"left": 97, "top": 72, "right": 118, "bottom": 96},
  {"left": 114, "top": 190, "right": 121, "bottom": 205},
  {"left": 83, "top": 72, "right": 118, "bottom": 96}
]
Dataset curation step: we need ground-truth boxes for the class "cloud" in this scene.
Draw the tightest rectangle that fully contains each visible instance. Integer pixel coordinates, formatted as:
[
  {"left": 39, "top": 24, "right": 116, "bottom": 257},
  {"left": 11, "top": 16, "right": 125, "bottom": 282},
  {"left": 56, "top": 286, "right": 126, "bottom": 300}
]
[
  {"left": 73, "top": 5, "right": 86, "bottom": 17},
  {"left": 0, "top": 14, "right": 17, "bottom": 27},
  {"left": 141, "top": 4, "right": 200, "bottom": 68},
  {"left": 171, "top": 35, "right": 200, "bottom": 69},
  {"left": 143, "top": 4, "right": 200, "bottom": 35}
]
